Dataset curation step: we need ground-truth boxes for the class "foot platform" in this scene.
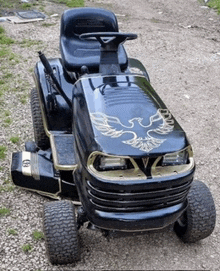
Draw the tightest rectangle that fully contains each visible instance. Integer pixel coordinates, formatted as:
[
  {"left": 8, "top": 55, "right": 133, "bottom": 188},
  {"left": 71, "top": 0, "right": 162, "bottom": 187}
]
[{"left": 50, "top": 133, "right": 77, "bottom": 170}]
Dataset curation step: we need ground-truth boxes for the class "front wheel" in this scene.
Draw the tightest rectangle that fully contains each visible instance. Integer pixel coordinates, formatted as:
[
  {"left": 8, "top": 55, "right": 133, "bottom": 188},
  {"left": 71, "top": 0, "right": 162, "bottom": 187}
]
[
  {"left": 43, "top": 200, "right": 79, "bottom": 264},
  {"left": 174, "top": 180, "right": 216, "bottom": 243}
]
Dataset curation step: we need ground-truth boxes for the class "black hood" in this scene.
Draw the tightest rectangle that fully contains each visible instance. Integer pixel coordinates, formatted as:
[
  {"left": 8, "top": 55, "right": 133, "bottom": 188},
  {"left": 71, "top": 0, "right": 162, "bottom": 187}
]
[{"left": 77, "top": 75, "right": 189, "bottom": 157}]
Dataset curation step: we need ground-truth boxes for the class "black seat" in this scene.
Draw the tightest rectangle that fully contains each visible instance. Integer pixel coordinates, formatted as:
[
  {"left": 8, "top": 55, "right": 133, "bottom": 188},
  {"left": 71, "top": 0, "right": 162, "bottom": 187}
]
[{"left": 60, "top": 8, "right": 128, "bottom": 73}]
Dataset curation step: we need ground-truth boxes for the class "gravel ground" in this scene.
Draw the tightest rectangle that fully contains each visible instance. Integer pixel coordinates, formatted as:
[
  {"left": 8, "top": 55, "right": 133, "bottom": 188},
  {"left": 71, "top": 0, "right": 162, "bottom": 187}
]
[{"left": 0, "top": 0, "right": 220, "bottom": 270}]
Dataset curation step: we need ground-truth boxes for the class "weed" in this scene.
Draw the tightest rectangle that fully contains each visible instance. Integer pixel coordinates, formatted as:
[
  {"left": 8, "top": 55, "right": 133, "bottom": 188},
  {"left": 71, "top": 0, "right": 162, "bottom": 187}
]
[
  {"left": 22, "top": 244, "right": 32, "bottom": 253},
  {"left": 0, "top": 145, "right": 7, "bottom": 159},
  {"left": 0, "top": 166, "right": 3, "bottom": 171},
  {"left": 208, "top": 0, "right": 220, "bottom": 14},
  {"left": 8, "top": 228, "right": 18, "bottom": 235},
  {"left": 0, "top": 207, "right": 10, "bottom": 216},
  {"left": 32, "top": 230, "right": 44, "bottom": 241},
  {"left": 10, "top": 136, "right": 20, "bottom": 144}
]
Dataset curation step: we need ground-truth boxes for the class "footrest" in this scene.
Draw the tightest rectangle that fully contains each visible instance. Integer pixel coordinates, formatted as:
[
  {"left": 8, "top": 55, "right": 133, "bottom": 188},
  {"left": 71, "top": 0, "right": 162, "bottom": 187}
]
[{"left": 50, "top": 133, "right": 77, "bottom": 170}]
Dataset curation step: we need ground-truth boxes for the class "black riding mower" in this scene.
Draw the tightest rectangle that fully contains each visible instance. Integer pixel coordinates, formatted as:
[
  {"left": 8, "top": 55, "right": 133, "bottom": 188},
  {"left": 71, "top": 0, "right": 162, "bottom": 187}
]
[{"left": 11, "top": 7, "right": 216, "bottom": 265}]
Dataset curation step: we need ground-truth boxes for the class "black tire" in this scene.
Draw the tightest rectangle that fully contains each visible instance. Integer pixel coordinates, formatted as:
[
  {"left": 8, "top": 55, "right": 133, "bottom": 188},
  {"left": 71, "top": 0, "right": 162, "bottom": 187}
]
[
  {"left": 43, "top": 200, "right": 79, "bottom": 265},
  {"left": 31, "top": 88, "right": 50, "bottom": 150},
  {"left": 174, "top": 180, "right": 216, "bottom": 243}
]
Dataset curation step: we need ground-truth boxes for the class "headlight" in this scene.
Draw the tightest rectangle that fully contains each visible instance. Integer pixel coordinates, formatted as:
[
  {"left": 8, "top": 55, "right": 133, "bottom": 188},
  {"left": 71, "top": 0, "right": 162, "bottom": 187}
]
[
  {"left": 162, "top": 147, "right": 191, "bottom": 166},
  {"left": 99, "top": 156, "right": 127, "bottom": 170}
]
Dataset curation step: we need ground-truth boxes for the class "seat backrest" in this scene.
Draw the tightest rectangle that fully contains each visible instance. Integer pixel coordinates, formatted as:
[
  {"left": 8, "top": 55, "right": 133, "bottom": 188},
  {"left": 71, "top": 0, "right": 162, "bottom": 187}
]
[
  {"left": 60, "top": 8, "right": 119, "bottom": 39},
  {"left": 60, "top": 8, "right": 128, "bottom": 73}
]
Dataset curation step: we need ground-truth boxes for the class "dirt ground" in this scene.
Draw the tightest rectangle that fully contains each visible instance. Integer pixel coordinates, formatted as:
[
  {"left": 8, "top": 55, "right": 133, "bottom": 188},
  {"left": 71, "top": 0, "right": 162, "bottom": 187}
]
[{"left": 0, "top": 0, "right": 220, "bottom": 270}]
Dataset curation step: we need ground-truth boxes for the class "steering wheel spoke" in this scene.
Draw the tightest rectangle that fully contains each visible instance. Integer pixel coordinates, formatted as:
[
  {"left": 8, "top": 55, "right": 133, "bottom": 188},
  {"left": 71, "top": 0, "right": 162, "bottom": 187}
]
[
  {"left": 80, "top": 32, "right": 137, "bottom": 50},
  {"left": 79, "top": 32, "right": 137, "bottom": 75}
]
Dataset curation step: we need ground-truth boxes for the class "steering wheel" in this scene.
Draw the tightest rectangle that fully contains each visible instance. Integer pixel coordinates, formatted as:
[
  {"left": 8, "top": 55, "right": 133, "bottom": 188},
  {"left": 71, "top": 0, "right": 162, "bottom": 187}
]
[{"left": 80, "top": 32, "right": 137, "bottom": 51}]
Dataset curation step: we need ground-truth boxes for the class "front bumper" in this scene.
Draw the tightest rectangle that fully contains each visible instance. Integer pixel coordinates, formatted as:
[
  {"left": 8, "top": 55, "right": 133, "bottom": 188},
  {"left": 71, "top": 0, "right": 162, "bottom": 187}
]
[
  {"left": 75, "top": 166, "right": 195, "bottom": 232},
  {"left": 91, "top": 201, "right": 187, "bottom": 231}
]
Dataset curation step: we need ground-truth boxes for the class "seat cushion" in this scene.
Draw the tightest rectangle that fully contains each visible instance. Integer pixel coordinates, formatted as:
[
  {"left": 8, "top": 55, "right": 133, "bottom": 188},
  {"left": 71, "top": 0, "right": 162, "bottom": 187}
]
[{"left": 60, "top": 8, "right": 128, "bottom": 73}]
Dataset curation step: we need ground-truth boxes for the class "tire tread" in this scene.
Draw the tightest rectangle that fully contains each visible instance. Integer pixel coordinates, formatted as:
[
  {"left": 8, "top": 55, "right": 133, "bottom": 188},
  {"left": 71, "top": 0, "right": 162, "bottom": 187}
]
[{"left": 43, "top": 200, "right": 79, "bottom": 265}]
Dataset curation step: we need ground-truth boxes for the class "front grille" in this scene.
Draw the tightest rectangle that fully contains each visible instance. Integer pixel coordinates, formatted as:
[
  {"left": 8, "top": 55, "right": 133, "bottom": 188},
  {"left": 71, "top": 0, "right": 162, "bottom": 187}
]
[{"left": 86, "top": 178, "right": 192, "bottom": 212}]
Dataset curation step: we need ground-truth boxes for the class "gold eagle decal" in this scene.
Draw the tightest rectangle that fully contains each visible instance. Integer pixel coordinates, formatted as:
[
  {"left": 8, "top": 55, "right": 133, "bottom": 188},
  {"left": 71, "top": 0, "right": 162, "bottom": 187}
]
[{"left": 90, "top": 109, "right": 174, "bottom": 152}]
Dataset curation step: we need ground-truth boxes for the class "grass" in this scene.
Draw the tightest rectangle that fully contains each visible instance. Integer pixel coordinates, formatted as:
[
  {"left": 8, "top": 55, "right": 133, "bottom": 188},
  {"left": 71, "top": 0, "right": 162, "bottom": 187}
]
[
  {"left": 21, "top": 3, "right": 33, "bottom": 9},
  {"left": 208, "top": 0, "right": 220, "bottom": 13},
  {"left": 0, "top": 0, "right": 28, "bottom": 9},
  {"left": 0, "top": 0, "right": 84, "bottom": 10},
  {"left": 3, "top": 73, "right": 13, "bottom": 79},
  {"left": 0, "top": 46, "right": 19, "bottom": 66},
  {"left": 21, "top": 243, "right": 32, "bottom": 253},
  {"left": 0, "top": 180, "right": 15, "bottom": 193},
  {"left": 8, "top": 228, "right": 18, "bottom": 235},
  {"left": 20, "top": 94, "right": 28, "bottom": 104},
  {"left": 5, "top": 110, "right": 10, "bottom": 117},
  {"left": 0, "top": 207, "right": 10, "bottom": 216},
  {"left": 0, "top": 26, "right": 15, "bottom": 45},
  {"left": 32, "top": 230, "right": 44, "bottom": 241},
  {"left": 52, "top": 0, "right": 84, "bottom": 7},
  {"left": 0, "top": 185, "right": 15, "bottom": 192},
  {"left": 18, "top": 39, "right": 41, "bottom": 48},
  {"left": 0, "top": 47, "right": 10, "bottom": 58},
  {"left": 4, "top": 117, "right": 13, "bottom": 126},
  {"left": 42, "top": 23, "right": 56, "bottom": 27},
  {"left": 0, "top": 145, "right": 7, "bottom": 159},
  {"left": 10, "top": 136, "right": 20, "bottom": 144}
]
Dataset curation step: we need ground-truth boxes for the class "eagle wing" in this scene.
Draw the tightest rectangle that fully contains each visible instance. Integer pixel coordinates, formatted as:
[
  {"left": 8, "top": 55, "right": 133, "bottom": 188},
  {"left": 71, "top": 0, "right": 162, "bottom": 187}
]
[
  {"left": 90, "top": 109, "right": 174, "bottom": 152},
  {"left": 90, "top": 112, "right": 132, "bottom": 138}
]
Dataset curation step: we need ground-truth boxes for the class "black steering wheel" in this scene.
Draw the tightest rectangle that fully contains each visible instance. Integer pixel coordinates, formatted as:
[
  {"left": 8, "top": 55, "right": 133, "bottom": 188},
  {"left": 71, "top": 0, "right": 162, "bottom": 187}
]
[{"left": 80, "top": 32, "right": 137, "bottom": 51}]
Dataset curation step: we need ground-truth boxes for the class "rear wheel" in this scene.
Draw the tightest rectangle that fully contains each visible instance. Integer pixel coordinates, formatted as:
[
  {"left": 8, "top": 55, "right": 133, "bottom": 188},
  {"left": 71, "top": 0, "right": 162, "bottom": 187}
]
[
  {"left": 174, "top": 180, "right": 216, "bottom": 243},
  {"left": 30, "top": 88, "right": 50, "bottom": 150},
  {"left": 43, "top": 200, "right": 79, "bottom": 265}
]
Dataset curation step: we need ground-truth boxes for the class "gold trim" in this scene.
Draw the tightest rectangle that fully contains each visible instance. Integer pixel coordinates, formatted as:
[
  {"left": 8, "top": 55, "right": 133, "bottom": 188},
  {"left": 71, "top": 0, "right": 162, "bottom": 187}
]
[
  {"left": 87, "top": 151, "right": 146, "bottom": 181},
  {"left": 34, "top": 75, "right": 78, "bottom": 171},
  {"left": 151, "top": 146, "right": 195, "bottom": 177},
  {"left": 50, "top": 134, "right": 78, "bottom": 171}
]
